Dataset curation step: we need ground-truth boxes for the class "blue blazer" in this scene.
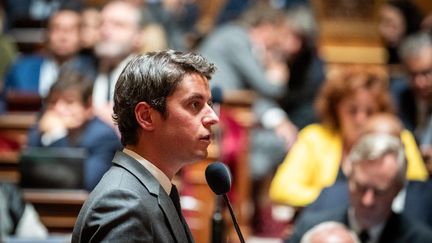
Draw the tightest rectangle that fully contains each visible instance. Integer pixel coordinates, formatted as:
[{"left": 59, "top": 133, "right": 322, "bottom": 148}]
[
  {"left": 4, "top": 55, "right": 44, "bottom": 93},
  {"left": 27, "top": 117, "right": 122, "bottom": 191}
]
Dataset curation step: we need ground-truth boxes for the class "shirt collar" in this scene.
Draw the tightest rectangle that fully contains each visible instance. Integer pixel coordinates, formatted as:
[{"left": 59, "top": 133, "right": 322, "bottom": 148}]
[
  {"left": 348, "top": 208, "right": 385, "bottom": 243},
  {"left": 123, "top": 148, "right": 172, "bottom": 194}
]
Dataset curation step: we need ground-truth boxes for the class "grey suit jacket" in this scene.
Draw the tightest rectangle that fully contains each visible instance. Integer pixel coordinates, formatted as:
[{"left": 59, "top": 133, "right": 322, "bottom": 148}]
[{"left": 72, "top": 151, "right": 193, "bottom": 243}]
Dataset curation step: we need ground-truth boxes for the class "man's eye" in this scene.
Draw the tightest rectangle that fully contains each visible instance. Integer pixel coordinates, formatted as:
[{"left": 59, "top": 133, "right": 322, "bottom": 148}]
[
  {"left": 208, "top": 100, "right": 214, "bottom": 108},
  {"left": 191, "top": 101, "right": 201, "bottom": 109}
]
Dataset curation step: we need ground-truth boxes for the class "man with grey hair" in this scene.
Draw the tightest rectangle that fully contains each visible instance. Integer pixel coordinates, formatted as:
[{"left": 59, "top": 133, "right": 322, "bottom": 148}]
[
  {"left": 92, "top": 0, "right": 145, "bottom": 126},
  {"left": 300, "top": 221, "right": 359, "bottom": 243},
  {"left": 288, "top": 134, "right": 432, "bottom": 243},
  {"left": 398, "top": 31, "right": 432, "bottom": 176},
  {"left": 72, "top": 50, "right": 219, "bottom": 242}
]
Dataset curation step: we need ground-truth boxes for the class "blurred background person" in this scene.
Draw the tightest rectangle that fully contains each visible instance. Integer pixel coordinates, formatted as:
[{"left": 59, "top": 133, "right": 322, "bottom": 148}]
[
  {"left": 398, "top": 31, "right": 432, "bottom": 176},
  {"left": 26, "top": 69, "right": 122, "bottom": 191},
  {"left": 288, "top": 133, "right": 432, "bottom": 243},
  {"left": 91, "top": 0, "right": 144, "bottom": 127},
  {"left": 378, "top": 0, "right": 423, "bottom": 65},
  {"left": 270, "top": 65, "right": 428, "bottom": 209},
  {"left": 249, "top": 4, "right": 325, "bottom": 237},
  {"left": 274, "top": 5, "right": 324, "bottom": 130},
  {"left": 198, "top": 2, "right": 289, "bottom": 99}
]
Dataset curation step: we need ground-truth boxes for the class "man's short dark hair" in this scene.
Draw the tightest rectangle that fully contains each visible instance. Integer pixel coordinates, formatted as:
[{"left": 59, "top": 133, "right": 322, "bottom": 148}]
[{"left": 113, "top": 50, "right": 216, "bottom": 146}]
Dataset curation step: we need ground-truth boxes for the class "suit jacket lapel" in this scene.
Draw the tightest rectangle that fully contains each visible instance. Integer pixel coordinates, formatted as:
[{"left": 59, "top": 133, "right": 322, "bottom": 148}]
[
  {"left": 158, "top": 187, "right": 191, "bottom": 243},
  {"left": 112, "top": 151, "right": 191, "bottom": 243}
]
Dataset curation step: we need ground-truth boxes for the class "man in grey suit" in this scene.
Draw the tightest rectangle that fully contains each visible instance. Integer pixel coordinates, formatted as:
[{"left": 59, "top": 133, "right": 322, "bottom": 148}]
[{"left": 72, "top": 50, "right": 219, "bottom": 242}]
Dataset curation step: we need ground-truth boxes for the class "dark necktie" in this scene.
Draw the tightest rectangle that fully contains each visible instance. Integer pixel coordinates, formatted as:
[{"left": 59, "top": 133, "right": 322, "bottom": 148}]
[
  {"left": 169, "top": 185, "right": 193, "bottom": 243},
  {"left": 169, "top": 185, "right": 183, "bottom": 217},
  {"left": 358, "top": 230, "right": 370, "bottom": 243}
]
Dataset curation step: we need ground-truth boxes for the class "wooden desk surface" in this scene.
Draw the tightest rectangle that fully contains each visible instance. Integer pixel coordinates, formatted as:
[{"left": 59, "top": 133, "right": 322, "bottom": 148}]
[
  {"left": 0, "top": 112, "right": 38, "bottom": 130},
  {"left": 23, "top": 189, "right": 89, "bottom": 233},
  {"left": 23, "top": 189, "right": 89, "bottom": 205}
]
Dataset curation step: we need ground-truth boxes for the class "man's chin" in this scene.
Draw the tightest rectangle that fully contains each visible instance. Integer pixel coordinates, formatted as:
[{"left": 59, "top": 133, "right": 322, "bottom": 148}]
[{"left": 95, "top": 43, "right": 130, "bottom": 59}]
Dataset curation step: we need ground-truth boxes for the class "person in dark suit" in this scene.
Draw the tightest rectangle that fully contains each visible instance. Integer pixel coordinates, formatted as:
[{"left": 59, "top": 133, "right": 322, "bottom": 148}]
[
  {"left": 288, "top": 133, "right": 432, "bottom": 243},
  {"left": 304, "top": 179, "right": 432, "bottom": 230},
  {"left": 72, "top": 50, "right": 219, "bottom": 242},
  {"left": 26, "top": 69, "right": 121, "bottom": 191},
  {"left": 304, "top": 112, "right": 432, "bottom": 229},
  {"left": 398, "top": 31, "right": 432, "bottom": 177}
]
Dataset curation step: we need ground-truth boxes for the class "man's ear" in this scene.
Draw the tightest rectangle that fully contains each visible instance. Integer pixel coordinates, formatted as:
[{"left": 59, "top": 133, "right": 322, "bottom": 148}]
[{"left": 135, "top": 102, "right": 155, "bottom": 131}]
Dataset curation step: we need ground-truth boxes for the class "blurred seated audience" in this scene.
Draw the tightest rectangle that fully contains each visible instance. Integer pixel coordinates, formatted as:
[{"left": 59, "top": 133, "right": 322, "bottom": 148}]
[
  {"left": 300, "top": 221, "right": 360, "bottom": 243},
  {"left": 91, "top": 0, "right": 144, "bottom": 126},
  {"left": 288, "top": 134, "right": 432, "bottom": 243},
  {"left": 0, "top": 181, "right": 47, "bottom": 238},
  {"left": 2, "top": 7, "right": 96, "bottom": 112},
  {"left": 26, "top": 69, "right": 122, "bottom": 191},
  {"left": 248, "top": 5, "right": 325, "bottom": 236},
  {"left": 269, "top": 65, "right": 428, "bottom": 208},
  {"left": 304, "top": 112, "right": 432, "bottom": 229}
]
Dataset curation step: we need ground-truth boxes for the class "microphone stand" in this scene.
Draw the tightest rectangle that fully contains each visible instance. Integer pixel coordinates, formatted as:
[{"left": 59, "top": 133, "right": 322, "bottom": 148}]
[{"left": 223, "top": 194, "right": 245, "bottom": 243}]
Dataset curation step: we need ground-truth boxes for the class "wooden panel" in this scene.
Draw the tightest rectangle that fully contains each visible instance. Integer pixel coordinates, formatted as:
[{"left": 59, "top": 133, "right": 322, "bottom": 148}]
[
  {"left": 312, "top": 0, "right": 388, "bottom": 64},
  {"left": 23, "top": 189, "right": 89, "bottom": 233}
]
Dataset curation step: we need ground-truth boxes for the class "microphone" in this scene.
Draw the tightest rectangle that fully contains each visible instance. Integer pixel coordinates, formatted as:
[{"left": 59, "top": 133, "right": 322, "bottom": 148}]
[
  {"left": 205, "top": 162, "right": 245, "bottom": 243},
  {"left": 209, "top": 87, "right": 225, "bottom": 243}
]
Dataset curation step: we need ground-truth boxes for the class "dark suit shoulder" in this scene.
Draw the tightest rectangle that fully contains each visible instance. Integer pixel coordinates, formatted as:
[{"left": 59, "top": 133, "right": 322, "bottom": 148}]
[
  {"left": 72, "top": 167, "right": 159, "bottom": 242},
  {"left": 380, "top": 213, "right": 432, "bottom": 243}
]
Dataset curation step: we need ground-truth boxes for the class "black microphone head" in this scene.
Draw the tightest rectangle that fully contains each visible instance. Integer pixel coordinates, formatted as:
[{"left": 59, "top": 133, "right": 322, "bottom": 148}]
[
  {"left": 211, "top": 86, "right": 223, "bottom": 104},
  {"left": 205, "top": 162, "right": 232, "bottom": 195}
]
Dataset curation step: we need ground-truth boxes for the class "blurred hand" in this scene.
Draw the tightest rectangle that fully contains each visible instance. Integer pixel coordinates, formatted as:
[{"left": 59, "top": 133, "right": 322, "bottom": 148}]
[
  {"left": 266, "top": 60, "right": 289, "bottom": 86},
  {"left": 274, "top": 118, "right": 298, "bottom": 150},
  {"left": 38, "top": 110, "right": 66, "bottom": 134}
]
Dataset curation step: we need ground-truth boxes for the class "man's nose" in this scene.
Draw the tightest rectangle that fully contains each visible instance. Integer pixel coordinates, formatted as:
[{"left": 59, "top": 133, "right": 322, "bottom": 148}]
[
  {"left": 361, "top": 188, "right": 375, "bottom": 207},
  {"left": 202, "top": 106, "right": 219, "bottom": 127},
  {"left": 355, "top": 111, "right": 369, "bottom": 126}
]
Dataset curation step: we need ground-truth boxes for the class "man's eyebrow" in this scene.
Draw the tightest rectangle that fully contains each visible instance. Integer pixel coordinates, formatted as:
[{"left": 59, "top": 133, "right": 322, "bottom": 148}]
[{"left": 184, "top": 93, "right": 205, "bottom": 101}]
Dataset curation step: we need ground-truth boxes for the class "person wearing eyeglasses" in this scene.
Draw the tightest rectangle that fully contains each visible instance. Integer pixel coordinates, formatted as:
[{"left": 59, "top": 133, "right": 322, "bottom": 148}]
[{"left": 399, "top": 31, "right": 432, "bottom": 177}]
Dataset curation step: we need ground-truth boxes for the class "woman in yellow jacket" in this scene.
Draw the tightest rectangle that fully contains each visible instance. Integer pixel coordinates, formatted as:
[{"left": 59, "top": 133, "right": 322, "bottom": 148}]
[{"left": 269, "top": 65, "right": 428, "bottom": 207}]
